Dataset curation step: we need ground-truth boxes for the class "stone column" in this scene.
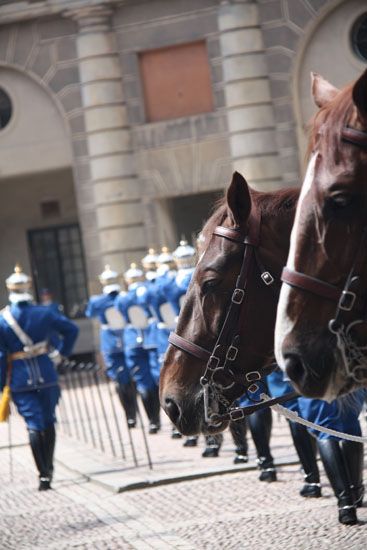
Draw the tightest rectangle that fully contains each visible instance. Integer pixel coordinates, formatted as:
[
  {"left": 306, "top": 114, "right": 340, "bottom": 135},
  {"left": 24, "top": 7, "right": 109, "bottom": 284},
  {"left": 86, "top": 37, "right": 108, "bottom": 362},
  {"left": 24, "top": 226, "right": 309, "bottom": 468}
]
[
  {"left": 65, "top": 5, "right": 146, "bottom": 290},
  {"left": 218, "top": 0, "right": 283, "bottom": 191}
]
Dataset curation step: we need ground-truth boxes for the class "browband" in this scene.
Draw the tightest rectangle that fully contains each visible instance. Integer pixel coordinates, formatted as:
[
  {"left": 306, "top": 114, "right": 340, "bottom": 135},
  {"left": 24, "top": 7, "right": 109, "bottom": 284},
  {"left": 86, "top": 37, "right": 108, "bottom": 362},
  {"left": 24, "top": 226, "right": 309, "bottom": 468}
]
[
  {"left": 281, "top": 267, "right": 341, "bottom": 302},
  {"left": 341, "top": 127, "right": 367, "bottom": 150}
]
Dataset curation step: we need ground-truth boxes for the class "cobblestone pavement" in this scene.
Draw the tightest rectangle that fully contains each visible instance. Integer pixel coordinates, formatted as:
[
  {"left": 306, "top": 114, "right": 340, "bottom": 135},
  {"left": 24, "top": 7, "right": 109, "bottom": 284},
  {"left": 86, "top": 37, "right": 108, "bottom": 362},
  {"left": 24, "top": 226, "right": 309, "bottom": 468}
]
[{"left": 1, "top": 436, "right": 367, "bottom": 549}]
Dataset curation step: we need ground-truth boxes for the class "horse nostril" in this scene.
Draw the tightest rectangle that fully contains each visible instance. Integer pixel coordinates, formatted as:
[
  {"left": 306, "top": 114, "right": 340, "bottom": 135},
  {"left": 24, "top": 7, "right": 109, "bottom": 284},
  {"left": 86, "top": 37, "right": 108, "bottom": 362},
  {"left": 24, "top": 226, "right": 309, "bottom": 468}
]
[
  {"left": 164, "top": 397, "right": 181, "bottom": 424},
  {"left": 284, "top": 353, "right": 305, "bottom": 385}
]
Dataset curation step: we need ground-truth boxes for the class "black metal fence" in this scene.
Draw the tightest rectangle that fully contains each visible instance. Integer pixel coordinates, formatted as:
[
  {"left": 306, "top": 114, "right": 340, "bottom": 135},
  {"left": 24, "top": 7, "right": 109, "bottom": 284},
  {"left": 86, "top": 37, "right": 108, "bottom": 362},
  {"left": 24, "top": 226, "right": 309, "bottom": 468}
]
[{"left": 57, "top": 361, "right": 153, "bottom": 469}]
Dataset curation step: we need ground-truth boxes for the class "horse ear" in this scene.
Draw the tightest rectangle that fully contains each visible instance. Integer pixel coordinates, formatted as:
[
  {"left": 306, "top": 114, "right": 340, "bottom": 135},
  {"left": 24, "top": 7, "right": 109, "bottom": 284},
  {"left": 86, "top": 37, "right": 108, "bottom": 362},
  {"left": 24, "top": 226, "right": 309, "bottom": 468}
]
[
  {"left": 352, "top": 69, "right": 367, "bottom": 123},
  {"left": 226, "top": 172, "right": 252, "bottom": 227},
  {"left": 311, "top": 72, "right": 339, "bottom": 108}
]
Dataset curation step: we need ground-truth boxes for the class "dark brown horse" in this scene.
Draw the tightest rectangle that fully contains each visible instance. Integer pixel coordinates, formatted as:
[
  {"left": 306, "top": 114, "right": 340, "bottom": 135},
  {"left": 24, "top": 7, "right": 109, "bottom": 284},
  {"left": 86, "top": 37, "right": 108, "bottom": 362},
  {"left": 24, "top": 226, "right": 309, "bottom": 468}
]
[
  {"left": 160, "top": 172, "right": 298, "bottom": 435},
  {"left": 275, "top": 70, "right": 367, "bottom": 400}
]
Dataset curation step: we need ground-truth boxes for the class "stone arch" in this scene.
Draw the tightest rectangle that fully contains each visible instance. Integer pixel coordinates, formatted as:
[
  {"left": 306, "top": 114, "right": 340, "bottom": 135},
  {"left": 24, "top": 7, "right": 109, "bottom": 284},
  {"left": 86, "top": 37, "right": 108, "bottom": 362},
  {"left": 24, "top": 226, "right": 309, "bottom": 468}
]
[
  {"left": 293, "top": 0, "right": 367, "bottom": 157},
  {"left": 258, "top": 0, "right": 347, "bottom": 181},
  {"left": 0, "top": 63, "right": 72, "bottom": 178}
]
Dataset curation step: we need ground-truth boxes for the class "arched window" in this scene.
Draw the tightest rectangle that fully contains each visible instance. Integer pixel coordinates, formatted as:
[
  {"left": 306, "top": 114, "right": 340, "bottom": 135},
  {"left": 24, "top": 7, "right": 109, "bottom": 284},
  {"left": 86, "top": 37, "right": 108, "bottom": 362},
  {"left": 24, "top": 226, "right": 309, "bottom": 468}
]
[
  {"left": 351, "top": 13, "right": 367, "bottom": 62},
  {"left": 0, "top": 88, "right": 12, "bottom": 129}
]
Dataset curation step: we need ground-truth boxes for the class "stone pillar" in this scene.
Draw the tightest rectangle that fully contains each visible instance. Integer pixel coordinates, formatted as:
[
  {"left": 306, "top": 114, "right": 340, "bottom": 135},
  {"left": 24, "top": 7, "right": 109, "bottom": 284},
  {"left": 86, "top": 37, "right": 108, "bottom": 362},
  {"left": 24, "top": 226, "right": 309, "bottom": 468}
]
[
  {"left": 65, "top": 5, "right": 146, "bottom": 290},
  {"left": 218, "top": 0, "right": 283, "bottom": 191}
]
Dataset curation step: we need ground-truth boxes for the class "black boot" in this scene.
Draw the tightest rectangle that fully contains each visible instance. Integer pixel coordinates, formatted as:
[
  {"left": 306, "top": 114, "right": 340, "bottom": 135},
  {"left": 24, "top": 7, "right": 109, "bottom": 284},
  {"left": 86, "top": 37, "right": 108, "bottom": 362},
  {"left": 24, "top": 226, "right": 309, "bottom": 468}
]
[
  {"left": 42, "top": 425, "right": 56, "bottom": 482},
  {"left": 202, "top": 434, "right": 223, "bottom": 457},
  {"left": 248, "top": 408, "right": 276, "bottom": 482},
  {"left": 288, "top": 421, "right": 321, "bottom": 498},
  {"left": 341, "top": 440, "right": 365, "bottom": 508},
  {"left": 317, "top": 438, "right": 358, "bottom": 525},
  {"left": 29, "top": 429, "right": 51, "bottom": 491},
  {"left": 183, "top": 436, "right": 198, "bottom": 447},
  {"left": 171, "top": 424, "right": 182, "bottom": 439},
  {"left": 141, "top": 386, "right": 161, "bottom": 434},
  {"left": 230, "top": 420, "right": 248, "bottom": 464},
  {"left": 116, "top": 381, "right": 137, "bottom": 428}
]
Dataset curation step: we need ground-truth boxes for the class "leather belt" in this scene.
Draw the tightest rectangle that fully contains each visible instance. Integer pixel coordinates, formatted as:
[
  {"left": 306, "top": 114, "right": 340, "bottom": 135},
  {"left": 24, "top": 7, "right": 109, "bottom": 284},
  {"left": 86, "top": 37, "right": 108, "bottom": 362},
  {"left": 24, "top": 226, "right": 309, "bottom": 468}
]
[{"left": 11, "top": 342, "right": 48, "bottom": 361}]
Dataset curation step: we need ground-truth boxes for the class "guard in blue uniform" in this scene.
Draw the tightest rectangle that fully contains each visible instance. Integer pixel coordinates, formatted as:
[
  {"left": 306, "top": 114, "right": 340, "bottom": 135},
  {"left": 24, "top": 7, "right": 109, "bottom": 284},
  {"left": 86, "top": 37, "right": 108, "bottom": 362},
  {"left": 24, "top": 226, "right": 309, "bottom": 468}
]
[
  {"left": 151, "top": 247, "right": 178, "bottom": 380},
  {"left": 268, "top": 368, "right": 365, "bottom": 525},
  {"left": 299, "top": 392, "right": 365, "bottom": 525},
  {"left": 39, "top": 288, "right": 64, "bottom": 363},
  {"left": 0, "top": 265, "right": 78, "bottom": 490},
  {"left": 115, "top": 264, "right": 161, "bottom": 434},
  {"left": 140, "top": 249, "right": 162, "bottom": 386},
  {"left": 172, "top": 240, "right": 196, "bottom": 308},
  {"left": 265, "top": 369, "right": 320, "bottom": 490},
  {"left": 85, "top": 266, "right": 137, "bottom": 428}
]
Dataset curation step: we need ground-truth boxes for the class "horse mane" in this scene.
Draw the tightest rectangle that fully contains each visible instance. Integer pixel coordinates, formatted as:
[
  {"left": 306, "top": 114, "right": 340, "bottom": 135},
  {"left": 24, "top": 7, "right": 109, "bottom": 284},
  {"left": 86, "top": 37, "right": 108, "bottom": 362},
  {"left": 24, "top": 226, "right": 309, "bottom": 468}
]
[
  {"left": 201, "top": 187, "right": 299, "bottom": 243},
  {"left": 306, "top": 82, "right": 356, "bottom": 163}
]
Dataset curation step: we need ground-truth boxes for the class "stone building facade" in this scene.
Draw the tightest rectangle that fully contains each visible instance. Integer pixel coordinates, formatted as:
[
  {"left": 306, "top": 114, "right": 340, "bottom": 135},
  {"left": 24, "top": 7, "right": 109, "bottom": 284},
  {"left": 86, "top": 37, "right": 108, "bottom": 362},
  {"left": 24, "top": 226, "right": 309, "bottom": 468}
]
[{"left": 0, "top": 0, "right": 366, "bottom": 350}]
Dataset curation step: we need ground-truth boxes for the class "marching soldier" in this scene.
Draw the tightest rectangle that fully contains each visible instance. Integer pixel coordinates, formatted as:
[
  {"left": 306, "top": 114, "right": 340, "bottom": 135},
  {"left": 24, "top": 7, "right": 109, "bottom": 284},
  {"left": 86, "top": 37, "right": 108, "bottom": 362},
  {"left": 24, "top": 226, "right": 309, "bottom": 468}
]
[
  {"left": 0, "top": 265, "right": 78, "bottom": 490},
  {"left": 149, "top": 247, "right": 178, "bottom": 380},
  {"left": 115, "top": 263, "right": 161, "bottom": 434},
  {"left": 142, "top": 248, "right": 183, "bottom": 438},
  {"left": 172, "top": 239, "right": 196, "bottom": 306},
  {"left": 268, "top": 368, "right": 365, "bottom": 523},
  {"left": 297, "top": 392, "right": 365, "bottom": 525},
  {"left": 140, "top": 249, "right": 161, "bottom": 387},
  {"left": 85, "top": 265, "right": 137, "bottom": 428}
]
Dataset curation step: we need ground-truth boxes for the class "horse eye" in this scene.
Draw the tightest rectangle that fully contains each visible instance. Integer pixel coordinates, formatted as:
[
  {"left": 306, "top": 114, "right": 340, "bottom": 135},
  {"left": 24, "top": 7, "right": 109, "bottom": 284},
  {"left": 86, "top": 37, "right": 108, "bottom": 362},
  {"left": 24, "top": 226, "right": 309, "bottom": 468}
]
[
  {"left": 329, "top": 192, "right": 353, "bottom": 208},
  {"left": 201, "top": 279, "right": 219, "bottom": 295}
]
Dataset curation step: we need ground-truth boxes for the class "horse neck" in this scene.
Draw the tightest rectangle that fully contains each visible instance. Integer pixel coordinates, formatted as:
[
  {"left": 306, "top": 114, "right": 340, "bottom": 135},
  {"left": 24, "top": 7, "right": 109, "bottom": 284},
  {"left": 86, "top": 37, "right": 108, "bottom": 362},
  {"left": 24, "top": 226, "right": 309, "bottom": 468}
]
[{"left": 254, "top": 190, "right": 298, "bottom": 277}]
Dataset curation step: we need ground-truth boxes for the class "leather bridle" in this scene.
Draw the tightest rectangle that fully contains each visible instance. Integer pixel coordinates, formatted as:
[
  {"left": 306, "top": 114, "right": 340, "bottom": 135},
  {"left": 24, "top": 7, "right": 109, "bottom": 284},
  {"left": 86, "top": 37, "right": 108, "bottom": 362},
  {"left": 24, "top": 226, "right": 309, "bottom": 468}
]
[
  {"left": 281, "top": 125, "right": 367, "bottom": 382},
  {"left": 169, "top": 206, "right": 298, "bottom": 425}
]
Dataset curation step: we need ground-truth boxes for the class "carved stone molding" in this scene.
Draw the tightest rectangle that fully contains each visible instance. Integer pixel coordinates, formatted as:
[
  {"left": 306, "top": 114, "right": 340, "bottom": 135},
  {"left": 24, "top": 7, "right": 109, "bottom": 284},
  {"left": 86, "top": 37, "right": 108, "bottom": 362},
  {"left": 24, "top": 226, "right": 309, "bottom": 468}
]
[{"left": 64, "top": 5, "right": 113, "bottom": 33}]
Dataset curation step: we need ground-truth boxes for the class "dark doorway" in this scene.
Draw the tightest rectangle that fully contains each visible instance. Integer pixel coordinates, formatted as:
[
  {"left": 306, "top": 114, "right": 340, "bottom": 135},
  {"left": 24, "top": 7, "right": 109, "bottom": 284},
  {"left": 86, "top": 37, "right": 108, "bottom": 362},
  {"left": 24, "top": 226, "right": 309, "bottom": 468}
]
[
  {"left": 164, "top": 190, "right": 222, "bottom": 244},
  {"left": 28, "top": 224, "right": 88, "bottom": 318}
]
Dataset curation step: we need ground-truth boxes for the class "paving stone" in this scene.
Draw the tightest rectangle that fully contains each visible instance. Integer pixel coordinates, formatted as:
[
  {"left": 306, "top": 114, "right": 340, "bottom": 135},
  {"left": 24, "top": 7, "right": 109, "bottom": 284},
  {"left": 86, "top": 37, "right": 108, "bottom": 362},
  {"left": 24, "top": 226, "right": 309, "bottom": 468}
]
[{"left": 1, "top": 391, "right": 367, "bottom": 549}]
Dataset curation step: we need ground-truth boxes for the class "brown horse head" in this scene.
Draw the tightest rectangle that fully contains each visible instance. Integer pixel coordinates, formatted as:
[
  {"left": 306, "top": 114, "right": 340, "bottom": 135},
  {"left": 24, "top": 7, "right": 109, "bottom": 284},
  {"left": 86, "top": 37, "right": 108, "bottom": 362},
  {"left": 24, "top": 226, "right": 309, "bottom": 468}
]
[
  {"left": 160, "top": 172, "right": 298, "bottom": 435},
  {"left": 275, "top": 69, "right": 367, "bottom": 400}
]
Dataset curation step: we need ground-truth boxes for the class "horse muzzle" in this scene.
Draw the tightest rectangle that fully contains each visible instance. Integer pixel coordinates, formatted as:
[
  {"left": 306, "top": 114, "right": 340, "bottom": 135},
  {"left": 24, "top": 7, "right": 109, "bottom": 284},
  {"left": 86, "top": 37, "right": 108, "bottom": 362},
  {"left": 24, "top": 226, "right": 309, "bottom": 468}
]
[
  {"left": 162, "top": 394, "right": 203, "bottom": 436},
  {"left": 162, "top": 392, "right": 229, "bottom": 435}
]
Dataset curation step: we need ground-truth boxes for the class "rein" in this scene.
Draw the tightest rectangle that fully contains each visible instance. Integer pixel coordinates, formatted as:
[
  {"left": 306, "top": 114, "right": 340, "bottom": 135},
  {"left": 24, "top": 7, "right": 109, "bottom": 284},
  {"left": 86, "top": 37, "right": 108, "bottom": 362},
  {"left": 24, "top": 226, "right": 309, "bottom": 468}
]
[
  {"left": 281, "top": 125, "right": 367, "bottom": 383},
  {"left": 169, "top": 207, "right": 298, "bottom": 425}
]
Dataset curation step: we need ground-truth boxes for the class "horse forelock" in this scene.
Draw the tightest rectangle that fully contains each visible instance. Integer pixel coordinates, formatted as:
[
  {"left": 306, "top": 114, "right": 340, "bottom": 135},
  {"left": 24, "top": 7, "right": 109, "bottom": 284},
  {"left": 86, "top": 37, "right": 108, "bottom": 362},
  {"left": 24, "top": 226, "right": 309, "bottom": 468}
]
[{"left": 307, "top": 83, "right": 357, "bottom": 164}]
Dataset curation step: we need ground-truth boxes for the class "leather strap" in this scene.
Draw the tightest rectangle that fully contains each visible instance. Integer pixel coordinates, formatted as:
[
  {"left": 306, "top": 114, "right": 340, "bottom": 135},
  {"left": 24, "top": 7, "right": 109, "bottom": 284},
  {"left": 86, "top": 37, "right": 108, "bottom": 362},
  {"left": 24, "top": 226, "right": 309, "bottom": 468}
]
[
  {"left": 212, "top": 390, "right": 299, "bottom": 422},
  {"left": 168, "top": 332, "right": 211, "bottom": 362},
  {"left": 11, "top": 344, "right": 48, "bottom": 361},
  {"left": 341, "top": 127, "right": 367, "bottom": 150},
  {"left": 281, "top": 267, "right": 341, "bottom": 302},
  {"left": 2, "top": 306, "right": 35, "bottom": 347}
]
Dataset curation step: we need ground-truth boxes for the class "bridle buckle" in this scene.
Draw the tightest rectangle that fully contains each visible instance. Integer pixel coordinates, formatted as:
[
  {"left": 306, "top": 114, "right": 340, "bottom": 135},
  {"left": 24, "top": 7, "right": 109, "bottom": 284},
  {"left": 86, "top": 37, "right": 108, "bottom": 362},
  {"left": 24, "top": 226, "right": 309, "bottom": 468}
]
[
  {"left": 207, "top": 355, "right": 220, "bottom": 371},
  {"left": 232, "top": 288, "right": 245, "bottom": 304},
  {"left": 226, "top": 345, "right": 238, "bottom": 361},
  {"left": 246, "top": 371, "right": 261, "bottom": 382},
  {"left": 338, "top": 290, "right": 356, "bottom": 311},
  {"left": 230, "top": 408, "right": 245, "bottom": 421},
  {"left": 261, "top": 271, "right": 274, "bottom": 286},
  {"left": 247, "top": 383, "right": 259, "bottom": 393}
]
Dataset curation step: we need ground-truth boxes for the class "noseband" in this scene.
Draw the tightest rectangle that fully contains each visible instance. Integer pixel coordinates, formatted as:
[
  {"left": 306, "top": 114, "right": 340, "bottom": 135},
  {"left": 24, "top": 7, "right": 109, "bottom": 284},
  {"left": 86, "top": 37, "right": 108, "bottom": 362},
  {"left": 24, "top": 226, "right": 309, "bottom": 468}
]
[
  {"left": 169, "top": 207, "right": 298, "bottom": 425},
  {"left": 281, "top": 125, "right": 367, "bottom": 383}
]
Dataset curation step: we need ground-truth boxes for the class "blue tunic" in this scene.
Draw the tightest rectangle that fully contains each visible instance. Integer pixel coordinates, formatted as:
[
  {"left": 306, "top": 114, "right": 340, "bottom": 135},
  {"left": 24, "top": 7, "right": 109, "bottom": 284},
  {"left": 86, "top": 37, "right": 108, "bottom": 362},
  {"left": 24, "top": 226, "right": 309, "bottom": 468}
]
[
  {"left": 0, "top": 302, "right": 78, "bottom": 430},
  {"left": 267, "top": 368, "right": 365, "bottom": 441},
  {"left": 42, "top": 301, "right": 64, "bottom": 351},
  {"left": 145, "top": 269, "right": 194, "bottom": 384},
  {"left": 115, "top": 286, "right": 156, "bottom": 394},
  {"left": 85, "top": 292, "right": 130, "bottom": 385}
]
